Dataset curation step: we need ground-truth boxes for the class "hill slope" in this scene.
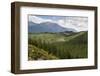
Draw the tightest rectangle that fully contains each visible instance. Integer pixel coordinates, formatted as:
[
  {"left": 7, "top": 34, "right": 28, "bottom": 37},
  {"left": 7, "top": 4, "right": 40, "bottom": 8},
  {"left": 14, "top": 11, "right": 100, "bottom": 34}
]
[
  {"left": 28, "top": 44, "right": 59, "bottom": 60},
  {"left": 28, "top": 31, "right": 88, "bottom": 60},
  {"left": 28, "top": 21, "right": 76, "bottom": 33}
]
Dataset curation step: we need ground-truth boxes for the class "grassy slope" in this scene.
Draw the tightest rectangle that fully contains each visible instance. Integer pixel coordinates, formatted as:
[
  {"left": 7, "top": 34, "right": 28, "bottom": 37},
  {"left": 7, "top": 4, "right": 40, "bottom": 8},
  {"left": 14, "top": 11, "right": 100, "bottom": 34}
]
[
  {"left": 28, "top": 44, "right": 59, "bottom": 60},
  {"left": 29, "top": 33, "right": 67, "bottom": 43},
  {"left": 53, "top": 32, "right": 88, "bottom": 58},
  {"left": 28, "top": 31, "right": 88, "bottom": 60},
  {"left": 29, "top": 32, "right": 85, "bottom": 42}
]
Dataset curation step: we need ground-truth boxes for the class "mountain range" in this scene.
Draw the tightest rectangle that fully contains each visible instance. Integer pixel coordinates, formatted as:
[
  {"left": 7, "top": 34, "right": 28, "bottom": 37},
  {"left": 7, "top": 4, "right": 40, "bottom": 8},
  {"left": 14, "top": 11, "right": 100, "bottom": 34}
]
[{"left": 28, "top": 21, "right": 76, "bottom": 33}]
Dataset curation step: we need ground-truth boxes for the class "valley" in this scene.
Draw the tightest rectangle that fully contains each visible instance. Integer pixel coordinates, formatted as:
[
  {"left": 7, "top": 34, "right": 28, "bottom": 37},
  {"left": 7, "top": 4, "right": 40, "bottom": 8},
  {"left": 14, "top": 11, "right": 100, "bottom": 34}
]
[{"left": 28, "top": 31, "right": 88, "bottom": 60}]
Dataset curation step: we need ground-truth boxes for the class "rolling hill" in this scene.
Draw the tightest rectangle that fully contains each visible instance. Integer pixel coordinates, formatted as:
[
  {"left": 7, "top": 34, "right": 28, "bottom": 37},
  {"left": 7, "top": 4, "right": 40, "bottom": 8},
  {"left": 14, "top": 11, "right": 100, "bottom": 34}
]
[{"left": 28, "top": 31, "right": 88, "bottom": 60}]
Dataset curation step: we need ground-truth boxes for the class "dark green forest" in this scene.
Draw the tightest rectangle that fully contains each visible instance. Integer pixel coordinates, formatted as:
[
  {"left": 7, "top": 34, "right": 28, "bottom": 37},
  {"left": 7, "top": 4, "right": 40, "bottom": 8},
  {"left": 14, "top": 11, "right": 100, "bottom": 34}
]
[{"left": 28, "top": 31, "right": 88, "bottom": 60}]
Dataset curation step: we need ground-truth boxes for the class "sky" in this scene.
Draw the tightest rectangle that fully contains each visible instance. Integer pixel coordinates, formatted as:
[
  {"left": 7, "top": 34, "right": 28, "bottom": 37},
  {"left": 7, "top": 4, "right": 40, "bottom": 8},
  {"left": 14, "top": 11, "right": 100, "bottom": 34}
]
[{"left": 28, "top": 15, "right": 88, "bottom": 32}]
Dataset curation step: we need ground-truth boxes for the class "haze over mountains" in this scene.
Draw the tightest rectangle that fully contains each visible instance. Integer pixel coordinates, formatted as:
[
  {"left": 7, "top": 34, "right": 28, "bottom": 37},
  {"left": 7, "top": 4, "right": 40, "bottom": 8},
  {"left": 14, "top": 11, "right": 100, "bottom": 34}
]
[
  {"left": 28, "top": 15, "right": 88, "bottom": 60},
  {"left": 28, "top": 21, "right": 77, "bottom": 33},
  {"left": 28, "top": 15, "right": 88, "bottom": 32}
]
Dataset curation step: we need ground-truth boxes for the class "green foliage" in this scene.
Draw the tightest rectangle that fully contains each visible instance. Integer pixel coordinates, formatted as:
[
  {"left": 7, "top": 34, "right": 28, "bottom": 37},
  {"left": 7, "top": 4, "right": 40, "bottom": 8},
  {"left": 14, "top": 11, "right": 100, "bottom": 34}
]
[
  {"left": 28, "top": 44, "right": 59, "bottom": 60},
  {"left": 28, "top": 31, "right": 88, "bottom": 60}
]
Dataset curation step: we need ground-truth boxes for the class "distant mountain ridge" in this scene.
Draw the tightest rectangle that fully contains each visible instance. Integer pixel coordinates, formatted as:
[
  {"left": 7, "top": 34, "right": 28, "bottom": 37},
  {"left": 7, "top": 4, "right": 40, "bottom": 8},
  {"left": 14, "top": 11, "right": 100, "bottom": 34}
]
[{"left": 28, "top": 21, "right": 77, "bottom": 33}]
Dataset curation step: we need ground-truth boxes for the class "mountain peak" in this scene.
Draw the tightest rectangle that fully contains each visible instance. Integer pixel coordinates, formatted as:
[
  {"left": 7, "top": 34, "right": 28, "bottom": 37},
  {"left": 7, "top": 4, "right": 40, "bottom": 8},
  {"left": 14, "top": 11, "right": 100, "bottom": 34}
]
[{"left": 28, "top": 21, "right": 77, "bottom": 33}]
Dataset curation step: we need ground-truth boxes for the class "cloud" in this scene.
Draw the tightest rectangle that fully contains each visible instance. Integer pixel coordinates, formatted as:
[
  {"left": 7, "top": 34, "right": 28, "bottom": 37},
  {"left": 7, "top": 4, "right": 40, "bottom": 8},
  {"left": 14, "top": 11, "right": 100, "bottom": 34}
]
[
  {"left": 64, "top": 17, "right": 88, "bottom": 31},
  {"left": 29, "top": 15, "right": 88, "bottom": 31},
  {"left": 58, "top": 20, "right": 65, "bottom": 26},
  {"left": 29, "top": 15, "right": 66, "bottom": 26},
  {"left": 29, "top": 15, "right": 45, "bottom": 23},
  {"left": 29, "top": 15, "right": 53, "bottom": 24}
]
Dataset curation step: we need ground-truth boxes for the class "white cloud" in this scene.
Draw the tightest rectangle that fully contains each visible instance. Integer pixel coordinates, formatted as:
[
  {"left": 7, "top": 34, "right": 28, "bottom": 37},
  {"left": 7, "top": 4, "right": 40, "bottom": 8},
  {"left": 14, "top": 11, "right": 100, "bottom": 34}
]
[
  {"left": 29, "top": 15, "right": 88, "bottom": 31},
  {"left": 29, "top": 15, "right": 66, "bottom": 26},
  {"left": 64, "top": 17, "right": 88, "bottom": 31},
  {"left": 29, "top": 15, "right": 53, "bottom": 24},
  {"left": 29, "top": 15, "right": 45, "bottom": 23},
  {"left": 58, "top": 20, "right": 65, "bottom": 26}
]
